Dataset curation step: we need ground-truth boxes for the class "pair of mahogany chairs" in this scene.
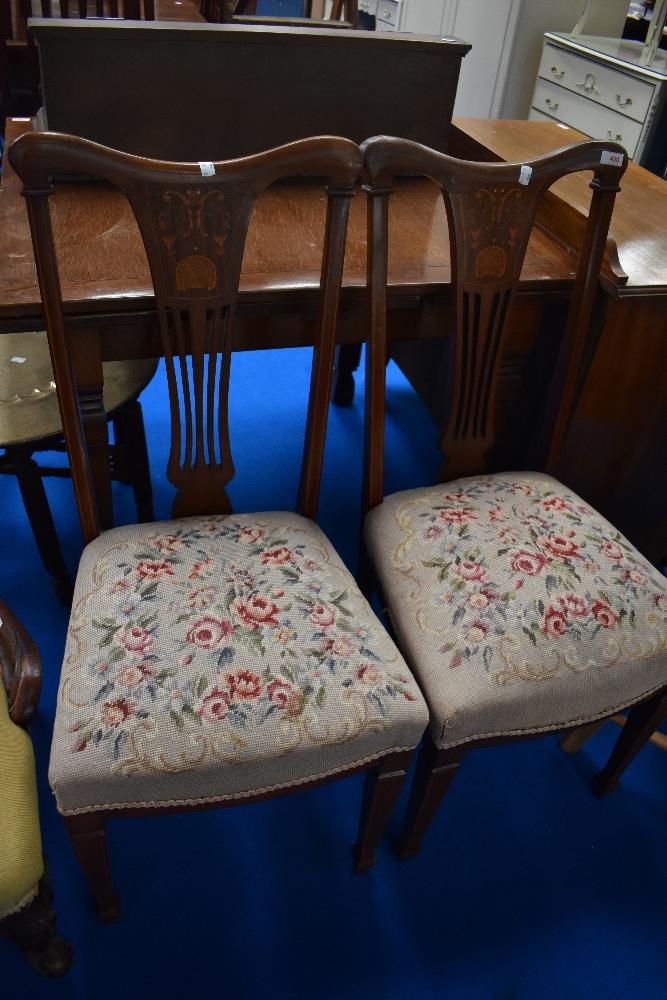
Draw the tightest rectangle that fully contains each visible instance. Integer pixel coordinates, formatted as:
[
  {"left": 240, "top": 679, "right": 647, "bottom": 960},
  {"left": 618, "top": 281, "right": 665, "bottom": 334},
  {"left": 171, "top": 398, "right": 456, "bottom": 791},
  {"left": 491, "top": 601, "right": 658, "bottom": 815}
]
[{"left": 8, "top": 127, "right": 667, "bottom": 921}]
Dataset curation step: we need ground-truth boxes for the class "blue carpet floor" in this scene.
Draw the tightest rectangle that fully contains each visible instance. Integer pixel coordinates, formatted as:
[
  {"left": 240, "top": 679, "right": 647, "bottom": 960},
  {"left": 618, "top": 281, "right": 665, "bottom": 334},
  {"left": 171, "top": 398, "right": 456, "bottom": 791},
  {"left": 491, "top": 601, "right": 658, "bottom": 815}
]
[{"left": 2, "top": 348, "right": 667, "bottom": 999}]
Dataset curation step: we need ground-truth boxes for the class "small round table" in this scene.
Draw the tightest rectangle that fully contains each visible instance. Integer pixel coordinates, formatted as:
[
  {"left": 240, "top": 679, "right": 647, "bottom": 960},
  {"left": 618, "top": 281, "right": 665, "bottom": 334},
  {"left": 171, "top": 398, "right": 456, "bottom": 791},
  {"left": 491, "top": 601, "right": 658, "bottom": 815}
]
[{"left": 0, "top": 331, "right": 157, "bottom": 603}]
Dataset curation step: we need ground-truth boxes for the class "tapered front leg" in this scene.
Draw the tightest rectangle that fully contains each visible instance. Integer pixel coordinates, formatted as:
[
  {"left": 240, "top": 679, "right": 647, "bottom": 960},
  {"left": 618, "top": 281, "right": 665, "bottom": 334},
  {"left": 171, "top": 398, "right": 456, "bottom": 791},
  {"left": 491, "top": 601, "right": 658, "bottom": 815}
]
[
  {"left": 64, "top": 813, "right": 119, "bottom": 922},
  {"left": 396, "top": 739, "right": 464, "bottom": 861},
  {"left": 352, "top": 750, "right": 414, "bottom": 873},
  {"left": 592, "top": 690, "right": 667, "bottom": 798}
]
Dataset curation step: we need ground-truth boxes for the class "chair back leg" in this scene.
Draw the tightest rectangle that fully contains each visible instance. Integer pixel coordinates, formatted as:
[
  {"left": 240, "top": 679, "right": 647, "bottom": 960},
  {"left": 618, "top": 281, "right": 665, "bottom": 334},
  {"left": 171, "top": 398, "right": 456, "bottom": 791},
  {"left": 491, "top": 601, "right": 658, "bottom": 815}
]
[
  {"left": 592, "top": 690, "right": 667, "bottom": 798},
  {"left": 64, "top": 814, "right": 119, "bottom": 922}
]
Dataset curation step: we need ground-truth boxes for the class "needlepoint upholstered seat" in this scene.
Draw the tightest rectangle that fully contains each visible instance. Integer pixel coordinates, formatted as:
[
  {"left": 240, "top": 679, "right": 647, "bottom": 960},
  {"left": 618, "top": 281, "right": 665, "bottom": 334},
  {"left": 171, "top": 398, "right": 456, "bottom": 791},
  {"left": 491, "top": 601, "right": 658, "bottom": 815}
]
[
  {"left": 51, "top": 512, "right": 425, "bottom": 813},
  {"left": 360, "top": 135, "right": 667, "bottom": 860},
  {"left": 365, "top": 471, "right": 667, "bottom": 749},
  {"left": 9, "top": 131, "right": 427, "bottom": 920}
]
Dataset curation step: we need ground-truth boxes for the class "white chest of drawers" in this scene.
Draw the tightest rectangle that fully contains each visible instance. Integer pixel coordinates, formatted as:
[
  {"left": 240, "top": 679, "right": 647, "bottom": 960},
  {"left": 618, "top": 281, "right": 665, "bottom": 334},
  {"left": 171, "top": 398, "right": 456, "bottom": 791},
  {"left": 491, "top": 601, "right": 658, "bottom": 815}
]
[{"left": 529, "top": 32, "right": 667, "bottom": 163}]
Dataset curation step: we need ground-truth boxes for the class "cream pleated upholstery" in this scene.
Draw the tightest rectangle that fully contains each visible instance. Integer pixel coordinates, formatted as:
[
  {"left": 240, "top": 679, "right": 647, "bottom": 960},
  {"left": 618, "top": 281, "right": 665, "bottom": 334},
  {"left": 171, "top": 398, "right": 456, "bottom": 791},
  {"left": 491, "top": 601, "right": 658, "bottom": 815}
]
[
  {"left": 364, "top": 472, "right": 667, "bottom": 749},
  {"left": 49, "top": 512, "right": 428, "bottom": 814}
]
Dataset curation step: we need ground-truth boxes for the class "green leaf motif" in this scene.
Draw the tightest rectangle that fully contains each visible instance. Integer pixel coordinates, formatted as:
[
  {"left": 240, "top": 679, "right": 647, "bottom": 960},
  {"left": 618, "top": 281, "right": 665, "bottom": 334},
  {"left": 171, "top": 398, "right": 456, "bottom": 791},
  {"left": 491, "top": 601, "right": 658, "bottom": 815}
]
[{"left": 170, "top": 709, "right": 184, "bottom": 731}]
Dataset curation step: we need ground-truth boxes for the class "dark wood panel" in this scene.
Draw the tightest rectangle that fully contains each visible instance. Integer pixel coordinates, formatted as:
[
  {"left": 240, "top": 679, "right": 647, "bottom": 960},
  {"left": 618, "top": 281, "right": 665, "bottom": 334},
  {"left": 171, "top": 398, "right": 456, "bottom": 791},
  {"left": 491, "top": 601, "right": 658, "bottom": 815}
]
[{"left": 31, "top": 20, "right": 470, "bottom": 160}]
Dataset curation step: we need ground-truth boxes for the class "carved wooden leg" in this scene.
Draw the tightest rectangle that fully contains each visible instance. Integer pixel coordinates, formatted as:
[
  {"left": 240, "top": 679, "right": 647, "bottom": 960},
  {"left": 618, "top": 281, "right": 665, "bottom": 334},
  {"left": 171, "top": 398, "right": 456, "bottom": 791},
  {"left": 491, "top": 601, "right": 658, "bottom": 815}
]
[
  {"left": 559, "top": 719, "right": 607, "bottom": 754},
  {"left": 396, "top": 739, "right": 464, "bottom": 861},
  {"left": 12, "top": 446, "right": 73, "bottom": 606},
  {"left": 332, "top": 343, "right": 362, "bottom": 406},
  {"left": 352, "top": 750, "right": 413, "bottom": 873},
  {"left": 111, "top": 400, "right": 154, "bottom": 522},
  {"left": 64, "top": 813, "right": 119, "bottom": 922},
  {"left": 592, "top": 690, "right": 667, "bottom": 798},
  {"left": 1, "top": 872, "right": 73, "bottom": 977}
]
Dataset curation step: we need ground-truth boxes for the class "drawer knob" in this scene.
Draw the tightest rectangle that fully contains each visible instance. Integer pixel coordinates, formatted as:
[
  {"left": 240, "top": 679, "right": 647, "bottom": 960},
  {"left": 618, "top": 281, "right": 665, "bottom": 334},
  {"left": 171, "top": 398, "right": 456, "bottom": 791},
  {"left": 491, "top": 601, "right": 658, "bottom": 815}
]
[
  {"left": 550, "top": 65, "right": 565, "bottom": 80},
  {"left": 607, "top": 129, "right": 623, "bottom": 142},
  {"left": 616, "top": 94, "right": 633, "bottom": 108},
  {"left": 545, "top": 98, "right": 559, "bottom": 111},
  {"left": 577, "top": 73, "right": 600, "bottom": 97}
]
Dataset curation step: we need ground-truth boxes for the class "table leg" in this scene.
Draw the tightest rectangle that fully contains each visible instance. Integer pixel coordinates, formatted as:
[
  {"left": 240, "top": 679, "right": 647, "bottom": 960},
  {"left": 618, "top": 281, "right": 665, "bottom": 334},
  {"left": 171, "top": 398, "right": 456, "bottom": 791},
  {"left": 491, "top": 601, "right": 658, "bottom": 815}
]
[
  {"left": 69, "top": 328, "right": 113, "bottom": 531},
  {"left": 332, "top": 343, "right": 362, "bottom": 406}
]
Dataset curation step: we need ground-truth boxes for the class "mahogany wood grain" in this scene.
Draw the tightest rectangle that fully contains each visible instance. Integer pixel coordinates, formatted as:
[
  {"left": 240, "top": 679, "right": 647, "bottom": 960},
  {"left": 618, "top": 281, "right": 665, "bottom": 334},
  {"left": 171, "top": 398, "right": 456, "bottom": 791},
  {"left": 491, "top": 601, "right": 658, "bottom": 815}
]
[
  {"left": 451, "top": 118, "right": 667, "bottom": 293},
  {"left": 9, "top": 130, "right": 362, "bottom": 538},
  {"left": 361, "top": 134, "right": 626, "bottom": 502}
]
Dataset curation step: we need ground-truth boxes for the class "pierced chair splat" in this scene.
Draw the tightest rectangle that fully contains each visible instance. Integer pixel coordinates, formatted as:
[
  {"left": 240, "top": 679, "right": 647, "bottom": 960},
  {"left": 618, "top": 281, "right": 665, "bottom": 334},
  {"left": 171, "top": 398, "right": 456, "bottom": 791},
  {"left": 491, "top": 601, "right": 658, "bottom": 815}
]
[
  {"left": 8, "top": 130, "right": 428, "bottom": 921},
  {"left": 360, "top": 134, "right": 667, "bottom": 860}
]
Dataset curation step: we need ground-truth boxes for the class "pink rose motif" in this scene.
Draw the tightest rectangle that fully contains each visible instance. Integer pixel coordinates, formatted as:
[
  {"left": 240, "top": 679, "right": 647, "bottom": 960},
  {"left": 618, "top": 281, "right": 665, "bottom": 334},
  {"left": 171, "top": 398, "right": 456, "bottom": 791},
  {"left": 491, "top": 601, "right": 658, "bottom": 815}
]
[
  {"left": 439, "top": 508, "right": 477, "bottom": 525},
  {"left": 238, "top": 526, "right": 265, "bottom": 544},
  {"left": 542, "top": 606, "right": 568, "bottom": 639},
  {"left": 101, "top": 698, "right": 134, "bottom": 728},
  {"left": 600, "top": 541, "right": 624, "bottom": 561},
  {"left": 356, "top": 664, "right": 381, "bottom": 684},
  {"left": 120, "top": 626, "right": 154, "bottom": 654},
  {"left": 557, "top": 593, "right": 588, "bottom": 617},
  {"left": 186, "top": 616, "right": 234, "bottom": 649},
  {"left": 198, "top": 687, "right": 231, "bottom": 722},
  {"left": 510, "top": 549, "right": 549, "bottom": 576},
  {"left": 591, "top": 601, "right": 620, "bottom": 629},
  {"left": 136, "top": 560, "right": 174, "bottom": 580},
  {"left": 425, "top": 524, "right": 443, "bottom": 539},
  {"left": 267, "top": 679, "right": 293, "bottom": 708},
  {"left": 231, "top": 595, "right": 280, "bottom": 630},
  {"left": 541, "top": 496, "right": 569, "bottom": 512},
  {"left": 454, "top": 561, "right": 487, "bottom": 583},
  {"left": 155, "top": 535, "right": 183, "bottom": 553},
  {"left": 225, "top": 669, "right": 262, "bottom": 700},
  {"left": 188, "top": 558, "right": 212, "bottom": 581},
  {"left": 511, "top": 482, "right": 534, "bottom": 496},
  {"left": 468, "top": 592, "right": 489, "bottom": 609},
  {"left": 441, "top": 492, "right": 469, "bottom": 504},
  {"left": 654, "top": 593, "right": 666, "bottom": 610},
  {"left": 310, "top": 604, "right": 336, "bottom": 628},
  {"left": 189, "top": 586, "right": 215, "bottom": 609},
  {"left": 261, "top": 546, "right": 294, "bottom": 566},
  {"left": 488, "top": 506, "right": 503, "bottom": 523},
  {"left": 538, "top": 533, "right": 580, "bottom": 560}
]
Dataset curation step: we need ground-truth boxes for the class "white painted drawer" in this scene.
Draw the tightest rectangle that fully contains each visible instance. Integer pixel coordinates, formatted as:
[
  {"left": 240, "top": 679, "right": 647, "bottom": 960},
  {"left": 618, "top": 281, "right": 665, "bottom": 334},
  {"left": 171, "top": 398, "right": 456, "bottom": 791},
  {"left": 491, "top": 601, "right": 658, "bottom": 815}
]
[
  {"left": 531, "top": 79, "right": 642, "bottom": 156},
  {"left": 375, "top": 0, "right": 400, "bottom": 27},
  {"left": 359, "top": 0, "right": 378, "bottom": 14},
  {"left": 538, "top": 42, "right": 655, "bottom": 124}
]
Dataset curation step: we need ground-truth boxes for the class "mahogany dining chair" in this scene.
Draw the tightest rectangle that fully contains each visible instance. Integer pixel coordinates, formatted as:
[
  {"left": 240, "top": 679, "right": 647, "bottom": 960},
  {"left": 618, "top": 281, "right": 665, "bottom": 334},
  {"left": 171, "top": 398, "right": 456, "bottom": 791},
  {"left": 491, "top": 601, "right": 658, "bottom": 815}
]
[
  {"left": 359, "top": 134, "right": 667, "bottom": 860},
  {"left": 8, "top": 130, "right": 428, "bottom": 921}
]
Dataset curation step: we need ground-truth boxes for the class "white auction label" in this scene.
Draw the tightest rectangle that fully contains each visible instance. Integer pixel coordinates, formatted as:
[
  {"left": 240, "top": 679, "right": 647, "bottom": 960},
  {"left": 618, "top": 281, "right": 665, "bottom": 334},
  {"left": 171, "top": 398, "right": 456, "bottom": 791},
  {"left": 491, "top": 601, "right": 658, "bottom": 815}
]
[
  {"left": 519, "top": 164, "right": 533, "bottom": 186},
  {"left": 199, "top": 161, "right": 215, "bottom": 177},
  {"left": 601, "top": 150, "right": 624, "bottom": 166}
]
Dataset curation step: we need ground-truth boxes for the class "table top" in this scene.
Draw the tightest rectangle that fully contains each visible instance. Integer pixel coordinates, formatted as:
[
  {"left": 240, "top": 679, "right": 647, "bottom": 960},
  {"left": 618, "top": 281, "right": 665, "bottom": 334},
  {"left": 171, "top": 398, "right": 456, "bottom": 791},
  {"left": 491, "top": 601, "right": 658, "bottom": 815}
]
[
  {"left": 454, "top": 118, "right": 667, "bottom": 292},
  {"left": 0, "top": 119, "right": 582, "bottom": 327}
]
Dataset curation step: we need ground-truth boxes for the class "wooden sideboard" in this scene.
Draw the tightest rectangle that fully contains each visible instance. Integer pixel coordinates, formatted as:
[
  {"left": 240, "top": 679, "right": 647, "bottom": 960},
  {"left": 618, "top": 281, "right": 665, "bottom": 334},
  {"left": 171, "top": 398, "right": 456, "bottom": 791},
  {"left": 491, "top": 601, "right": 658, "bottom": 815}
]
[{"left": 30, "top": 19, "right": 470, "bottom": 160}]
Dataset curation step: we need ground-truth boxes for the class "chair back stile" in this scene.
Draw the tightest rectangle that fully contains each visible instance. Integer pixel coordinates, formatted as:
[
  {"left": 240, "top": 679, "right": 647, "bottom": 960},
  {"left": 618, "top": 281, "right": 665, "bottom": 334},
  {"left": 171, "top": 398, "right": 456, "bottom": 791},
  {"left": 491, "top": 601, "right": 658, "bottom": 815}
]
[
  {"left": 361, "top": 135, "right": 627, "bottom": 515},
  {"left": 9, "top": 131, "right": 362, "bottom": 542}
]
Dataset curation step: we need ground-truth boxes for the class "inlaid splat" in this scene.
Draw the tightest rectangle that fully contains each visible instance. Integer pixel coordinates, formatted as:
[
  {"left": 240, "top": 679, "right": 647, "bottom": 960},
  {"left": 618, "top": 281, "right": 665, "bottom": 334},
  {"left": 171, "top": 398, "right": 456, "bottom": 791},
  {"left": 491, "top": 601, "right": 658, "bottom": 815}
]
[
  {"left": 361, "top": 135, "right": 626, "bottom": 508},
  {"left": 10, "top": 132, "right": 362, "bottom": 540}
]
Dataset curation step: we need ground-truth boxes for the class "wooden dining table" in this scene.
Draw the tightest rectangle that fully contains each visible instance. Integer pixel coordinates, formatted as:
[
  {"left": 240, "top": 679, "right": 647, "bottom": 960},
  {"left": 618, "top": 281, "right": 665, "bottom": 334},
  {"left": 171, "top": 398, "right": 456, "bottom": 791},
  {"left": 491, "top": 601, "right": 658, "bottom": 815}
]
[{"left": 1, "top": 116, "right": 665, "bottom": 560}]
